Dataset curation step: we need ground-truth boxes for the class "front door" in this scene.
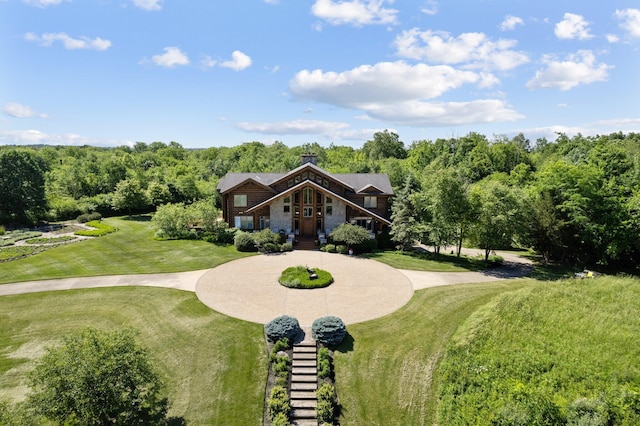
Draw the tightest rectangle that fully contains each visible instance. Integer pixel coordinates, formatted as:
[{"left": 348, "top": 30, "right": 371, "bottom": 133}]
[{"left": 301, "top": 205, "right": 315, "bottom": 237}]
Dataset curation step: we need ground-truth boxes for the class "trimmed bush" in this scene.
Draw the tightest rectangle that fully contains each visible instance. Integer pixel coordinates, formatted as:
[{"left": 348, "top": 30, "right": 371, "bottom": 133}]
[
  {"left": 253, "top": 228, "right": 281, "bottom": 253},
  {"left": 265, "top": 315, "right": 301, "bottom": 343},
  {"left": 316, "top": 383, "right": 338, "bottom": 424},
  {"left": 267, "top": 385, "right": 291, "bottom": 421},
  {"left": 336, "top": 244, "right": 348, "bottom": 254},
  {"left": 321, "top": 244, "right": 336, "bottom": 253},
  {"left": 318, "top": 347, "right": 332, "bottom": 379},
  {"left": 74, "top": 220, "right": 117, "bottom": 237},
  {"left": 77, "top": 212, "right": 102, "bottom": 223},
  {"left": 312, "top": 316, "right": 346, "bottom": 347},
  {"left": 271, "top": 412, "right": 290, "bottom": 426},
  {"left": 279, "top": 266, "right": 334, "bottom": 289},
  {"left": 234, "top": 231, "right": 257, "bottom": 252},
  {"left": 280, "top": 243, "right": 293, "bottom": 252}
]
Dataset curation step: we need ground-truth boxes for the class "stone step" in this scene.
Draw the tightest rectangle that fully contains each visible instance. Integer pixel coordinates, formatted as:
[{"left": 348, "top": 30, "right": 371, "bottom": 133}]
[
  {"left": 291, "top": 374, "right": 317, "bottom": 383},
  {"left": 293, "top": 352, "right": 317, "bottom": 360},
  {"left": 292, "top": 359, "right": 317, "bottom": 367},
  {"left": 291, "top": 390, "right": 317, "bottom": 399},
  {"left": 291, "top": 408, "right": 317, "bottom": 420},
  {"left": 291, "top": 382, "right": 317, "bottom": 391},
  {"left": 291, "top": 420, "right": 317, "bottom": 426},
  {"left": 294, "top": 346, "right": 317, "bottom": 353},
  {"left": 291, "top": 399, "right": 318, "bottom": 409},
  {"left": 292, "top": 366, "right": 317, "bottom": 375}
]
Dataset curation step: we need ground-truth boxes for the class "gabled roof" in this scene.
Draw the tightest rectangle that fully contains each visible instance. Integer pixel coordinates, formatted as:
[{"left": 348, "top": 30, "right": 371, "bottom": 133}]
[
  {"left": 357, "top": 184, "right": 385, "bottom": 194},
  {"left": 216, "top": 165, "right": 394, "bottom": 195},
  {"left": 244, "top": 179, "right": 392, "bottom": 225}
]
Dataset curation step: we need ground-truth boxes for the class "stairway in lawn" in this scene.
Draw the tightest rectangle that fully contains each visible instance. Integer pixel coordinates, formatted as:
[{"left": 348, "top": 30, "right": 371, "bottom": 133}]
[{"left": 290, "top": 338, "right": 317, "bottom": 425}]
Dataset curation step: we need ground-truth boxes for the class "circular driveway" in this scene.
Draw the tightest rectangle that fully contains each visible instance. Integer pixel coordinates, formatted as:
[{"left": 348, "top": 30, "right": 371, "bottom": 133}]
[{"left": 195, "top": 251, "right": 414, "bottom": 327}]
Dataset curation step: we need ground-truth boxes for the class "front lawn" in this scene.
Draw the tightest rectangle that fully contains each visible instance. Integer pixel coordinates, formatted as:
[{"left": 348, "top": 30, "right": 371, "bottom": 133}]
[
  {"left": 0, "top": 287, "right": 267, "bottom": 425},
  {"left": 0, "top": 216, "right": 253, "bottom": 284},
  {"left": 361, "top": 249, "right": 488, "bottom": 272}
]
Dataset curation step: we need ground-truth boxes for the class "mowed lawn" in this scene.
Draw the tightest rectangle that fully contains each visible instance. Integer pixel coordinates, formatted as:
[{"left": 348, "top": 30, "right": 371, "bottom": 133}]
[
  {"left": 0, "top": 216, "right": 254, "bottom": 284},
  {"left": 360, "top": 249, "right": 487, "bottom": 272},
  {"left": 0, "top": 287, "right": 267, "bottom": 425}
]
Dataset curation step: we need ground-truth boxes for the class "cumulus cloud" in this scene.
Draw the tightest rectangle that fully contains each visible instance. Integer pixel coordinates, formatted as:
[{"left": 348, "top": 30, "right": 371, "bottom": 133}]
[
  {"left": 220, "top": 51, "right": 252, "bottom": 71},
  {"left": 555, "top": 13, "right": 593, "bottom": 40},
  {"left": 24, "top": 32, "right": 111, "bottom": 50},
  {"left": 606, "top": 34, "right": 620, "bottom": 43},
  {"left": 615, "top": 8, "right": 640, "bottom": 38},
  {"left": 311, "top": 0, "right": 398, "bottom": 26},
  {"left": 0, "top": 129, "right": 132, "bottom": 147},
  {"left": 501, "top": 15, "right": 524, "bottom": 31},
  {"left": 22, "top": 0, "right": 68, "bottom": 7},
  {"left": 290, "top": 61, "right": 521, "bottom": 126},
  {"left": 132, "top": 0, "right": 162, "bottom": 11},
  {"left": 526, "top": 50, "right": 611, "bottom": 91},
  {"left": 151, "top": 47, "right": 190, "bottom": 68},
  {"left": 393, "top": 29, "right": 529, "bottom": 71},
  {"left": 3, "top": 103, "right": 48, "bottom": 118},
  {"left": 236, "top": 119, "right": 350, "bottom": 135}
]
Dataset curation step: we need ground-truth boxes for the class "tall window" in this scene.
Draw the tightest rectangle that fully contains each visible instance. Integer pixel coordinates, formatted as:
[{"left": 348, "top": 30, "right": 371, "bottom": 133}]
[
  {"left": 303, "top": 187, "right": 314, "bottom": 205},
  {"left": 283, "top": 196, "right": 291, "bottom": 214},
  {"left": 364, "top": 196, "right": 377, "bottom": 208},
  {"left": 234, "top": 216, "right": 253, "bottom": 230},
  {"left": 234, "top": 194, "right": 247, "bottom": 207},
  {"left": 259, "top": 216, "right": 270, "bottom": 230}
]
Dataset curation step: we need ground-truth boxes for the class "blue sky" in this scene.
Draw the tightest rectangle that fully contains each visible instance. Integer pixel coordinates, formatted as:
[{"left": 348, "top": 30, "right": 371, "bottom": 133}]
[{"left": 1, "top": 0, "right": 639, "bottom": 149}]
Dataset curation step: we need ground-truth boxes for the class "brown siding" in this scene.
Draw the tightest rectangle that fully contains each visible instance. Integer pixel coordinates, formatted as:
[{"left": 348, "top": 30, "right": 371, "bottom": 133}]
[{"left": 224, "top": 182, "right": 274, "bottom": 227}]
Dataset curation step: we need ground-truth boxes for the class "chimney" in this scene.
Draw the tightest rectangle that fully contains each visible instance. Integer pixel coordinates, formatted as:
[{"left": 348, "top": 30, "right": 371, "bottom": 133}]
[{"left": 301, "top": 153, "right": 318, "bottom": 165}]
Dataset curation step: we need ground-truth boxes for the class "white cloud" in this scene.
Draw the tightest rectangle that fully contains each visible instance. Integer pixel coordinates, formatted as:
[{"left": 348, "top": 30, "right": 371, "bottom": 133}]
[
  {"left": 421, "top": 0, "right": 438, "bottom": 16},
  {"left": 0, "top": 129, "right": 133, "bottom": 147},
  {"left": 132, "top": 0, "right": 162, "bottom": 11},
  {"left": 526, "top": 50, "right": 611, "bottom": 91},
  {"left": 606, "top": 34, "right": 620, "bottom": 43},
  {"left": 394, "top": 29, "right": 529, "bottom": 71},
  {"left": 501, "top": 15, "right": 524, "bottom": 31},
  {"left": 555, "top": 13, "right": 593, "bottom": 40},
  {"left": 151, "top": 47, "right": 190, "bottom": 68},
  {"left": 200, "top": 55, "right": 217, "bottom": 69},
  {"left": 236, "top": 119, "right": 350, "bottom": 135},
  {"left": 220, "top": 51, "right": 252, "bottom": 71},
  {"left": 25, "top": 32, "right": 111, "bottom": 50},
  {"left": 615, "top": 9, "right": 640, "bottom": 38},
  {"left": 311, "top": 0, "right": 398, "bottom": 26},
  {"left": 290, "top": 61, "right": 521, "bottom": 126},
  {"left": 3, "top": 103, "right": 48, "bottom": 118},
  {"left": 22, "top": 0, "right": 68, "bottom": 7}
]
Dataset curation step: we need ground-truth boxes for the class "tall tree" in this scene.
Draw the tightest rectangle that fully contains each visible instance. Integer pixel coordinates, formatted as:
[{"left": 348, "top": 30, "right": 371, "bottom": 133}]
[
  {"left": 111, "top": 178, "right": 149, "bottom": 216},
  {"left": 0, "top": 149, "right": 48, "bottom": 224},
  {"left": 390, "top": 175, "right": 419, "bottom": 250},
  {"left": 362, "top": 130, "right": 407, "bottom": 161}
]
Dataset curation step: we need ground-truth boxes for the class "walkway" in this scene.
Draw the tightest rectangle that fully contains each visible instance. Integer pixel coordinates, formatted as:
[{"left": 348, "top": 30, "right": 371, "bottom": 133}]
[{"left": 0, "top": 251, "right": 531, "bottom": 326}]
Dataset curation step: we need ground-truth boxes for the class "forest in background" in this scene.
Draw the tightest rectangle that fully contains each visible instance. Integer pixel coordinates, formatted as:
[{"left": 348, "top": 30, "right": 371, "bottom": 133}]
[{"left": 2, "top": 130, "right": 640, "bottom": 268}]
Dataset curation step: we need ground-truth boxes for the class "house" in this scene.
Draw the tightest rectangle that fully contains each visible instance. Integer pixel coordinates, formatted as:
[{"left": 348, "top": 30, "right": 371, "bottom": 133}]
[{"left": 216, "top": 154, "right": 394, "bottom": 241}]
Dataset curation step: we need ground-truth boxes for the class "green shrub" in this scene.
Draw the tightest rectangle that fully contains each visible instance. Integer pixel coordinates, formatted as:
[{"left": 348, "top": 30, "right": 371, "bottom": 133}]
[
  {"left": 336, "top": 244, "right": 348, "bottom": 254},
  {"left": 253, "top": 228, "right": 281, "bottom": 252},
  {"left": 566, "top": 397, "right": 610, "bottom": 426},
  {"left": 270, "top": 412, "right": 290, "bottom": 426},
  {"left": 25, "top": 236, "right": 77, "bottom": 244},
  {"left": 234, "top": 231, "right": 257, "bottom": 252},
  {"left": 272, "top": 355, "right": 291, "bottom": 378},
  {"left": 312, "top": 316, "right": 346, "bottom": 347},
  {"left": 316, "top": 383, "right": 337, "bottom": 424},
  {"left": 0, "top": 225, "right": 5, "bottom": 235},
  {"left": 74, "top": 220, "right": 117, "bottom": 237},
  {"left": 265, "top": 315, "right": 301, "bottom": 343},
  {"left": 202, "top": 225, "right": 236, "bottom": 244},
  {"left": 278, "top": 266, "right": 334, "bottom": 289},
  {"left": 268, "top": 385, "right": 291, "bottom": 421},
  {"left": 318, "top": 347, "right": 332, "bottom": 379},
  {"left": 77, "top": 212, "right": 103, "bottom": 223},
  {"left": 280, "top": 243, "right": 293, "bottom": 252},
  {"left": 271, "top": 338, "right": 290, "bottom": 355},
  {"left": 323, "top": 244, "right": 336, "bottom": 253}
]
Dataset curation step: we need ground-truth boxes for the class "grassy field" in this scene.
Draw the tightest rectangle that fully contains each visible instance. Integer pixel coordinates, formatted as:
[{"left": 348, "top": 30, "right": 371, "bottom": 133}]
[
  {"left": 437, "top": 276, "right": 640, "bottom": 425},
  {"left": 0, "top": 287, "right": 267, "bottom": 425},
  {"left": 361, "top": 249, "right": 487, "bottom": 272},
  {"left": 0, "top": 216, "right": 253, "bottom": 284}
]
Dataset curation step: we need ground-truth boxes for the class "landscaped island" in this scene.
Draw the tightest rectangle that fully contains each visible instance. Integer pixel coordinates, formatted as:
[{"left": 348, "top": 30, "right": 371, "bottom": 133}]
[{"left": 278, "top": 265, "right": 334, "bottom": 289}]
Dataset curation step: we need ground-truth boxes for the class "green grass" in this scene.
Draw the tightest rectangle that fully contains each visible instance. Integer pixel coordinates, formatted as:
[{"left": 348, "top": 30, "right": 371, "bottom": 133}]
[
  {"left": 437, "top": 276, "right": 640, "bottom": 425},
  {"left": 361, "top": 249, "right": 488, "bottom": 272},
  {"left": 74, "top": 220, "right": 117, "bottom": 237},
  {"left": 24, "top": 236, "right": 77, "bottom": 244},
  {"left": 278, "top": 265, "right": 334, "bottom": 289},
  {"left": 0, "top": 287, "right": 267, "bottom": 425},
  {"left": 0, "top": 216, "right": 254, "bottom": 284},
  {"left": 333, "top": 279, "right": 529, "bottom": 425}
]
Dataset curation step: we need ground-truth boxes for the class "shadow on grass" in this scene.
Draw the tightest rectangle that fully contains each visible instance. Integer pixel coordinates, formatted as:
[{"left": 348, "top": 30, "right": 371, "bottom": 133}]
[
  {"left": 122, "top": 214, "right": 152, "bottom": 222},
  {"left": 335, "top": 332, "right": 354, "bottom": 354},
  {"left": 167, "top": 417, "right": 187, "bottom": 426}
]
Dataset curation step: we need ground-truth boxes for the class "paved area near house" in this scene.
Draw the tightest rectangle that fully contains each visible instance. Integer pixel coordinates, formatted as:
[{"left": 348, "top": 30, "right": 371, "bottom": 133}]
[
  {"left": 195, "top": 251, "right": 414, "bottom": 327},
  {"left": 0, "top": 250, "right": 531, "bottom": 326}
]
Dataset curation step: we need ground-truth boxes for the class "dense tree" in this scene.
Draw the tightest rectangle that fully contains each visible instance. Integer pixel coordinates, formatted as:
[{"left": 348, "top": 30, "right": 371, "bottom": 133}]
[
  {"left": 111, "top": 178, "right": 149, "bottom": 216},
  {"left": 390, "top": 176, "right": 419, "bottom": 250},
  {"left": 362, "top": 130, "right": 407, "bottom": 161},
  {"left": 0, "top": 149, "right": 48, "bottom": 224},
  {"left": 329, "top": 223, "right": 371, "bottom": 248},
  {"left": 28, "top": 328, "right": 168, "bottom": 425}
]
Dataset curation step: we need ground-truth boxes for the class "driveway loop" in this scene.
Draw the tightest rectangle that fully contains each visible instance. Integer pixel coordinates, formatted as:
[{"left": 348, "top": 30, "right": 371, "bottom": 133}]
[{"left": 195, "top": 251, "right": 414, "bottom": 327}]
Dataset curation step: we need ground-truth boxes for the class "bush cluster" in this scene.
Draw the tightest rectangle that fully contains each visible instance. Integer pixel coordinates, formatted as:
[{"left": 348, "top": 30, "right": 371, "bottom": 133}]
[
  {"left": 265, "top": 315, "right": 301, "bottom": 343},
  {"left": 320, "top": 244, "right": 336, "bottom": 253},
  {"left": 234, "top": 229, "right": 293, "bottom": 253},
  {"left": 267, "top": 385, "right": 291, "bottom": 423},
  {"left": 234, "top": 231, "right": 258, "bottom": 252},
  {"left": 316, "top": 383, "right": 338, "bottom": 425},
  {"left": 312, "top": 316, "right": 347, "bottom": 347},
  {"left": 278, "top": 266, "right": 334, "bottom": 289},
  {"left": 74, "top": 220, "right": 117, "bottom": 237},
  {"left": 317, "top": 347, "right": 332, "bottom": 380},
  {"left": 76, "top": 212, "right": 102, "bottom": 223}
]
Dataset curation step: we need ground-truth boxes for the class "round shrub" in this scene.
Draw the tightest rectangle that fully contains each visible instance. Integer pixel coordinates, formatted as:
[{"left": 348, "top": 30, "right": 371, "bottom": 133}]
[
  {"left": 278, "top": 266, "right": 334, "bottom": 289},
  {"left": 234, "top": 231, "right": 257, "bottom": 252},
  {"left": 265, "top": 315, "right": 301, "bottom": 343},
  {"left": 336, "top": 244, "right": 348, "bottom": 254},
  {"left": 312, "top": 316, "right": 347, "bottom": 347}
]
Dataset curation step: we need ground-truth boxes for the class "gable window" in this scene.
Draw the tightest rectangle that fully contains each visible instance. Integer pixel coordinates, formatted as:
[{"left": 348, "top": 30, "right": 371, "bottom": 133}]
[
  {"left": 302, "top": 172, "right": 308, "bottom": 180},
  {"left": 234, "top": 216, "right": 253, "bottom": 230},
  {"left": 283, "top": 196, "right": 291, "bottom": 214},
  {"left": 323, "top": 179, "right": 329, "bottom": 188},
  {"left": 303, "top": 187, "right": 314, "bottom": 205},
  {"left": 364, "top": 196, "right": 377, "bottom": 208},
  {"left": 234, "top": 194, "right": 247, "bottom": 207},
  {"left": 288, "top": 179, "right": 293, "bottom": 188}
]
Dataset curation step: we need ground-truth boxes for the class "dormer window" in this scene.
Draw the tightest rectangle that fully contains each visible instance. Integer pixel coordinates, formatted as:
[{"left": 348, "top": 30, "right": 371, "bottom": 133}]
[{"left": 364, "top": 196, "right": 377, "bottom": 208}]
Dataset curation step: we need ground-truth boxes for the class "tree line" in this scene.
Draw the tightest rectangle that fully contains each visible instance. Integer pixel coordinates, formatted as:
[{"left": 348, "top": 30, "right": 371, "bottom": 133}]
[{"left": 2, "top": 130, "right": 640, "bottom": 267}]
